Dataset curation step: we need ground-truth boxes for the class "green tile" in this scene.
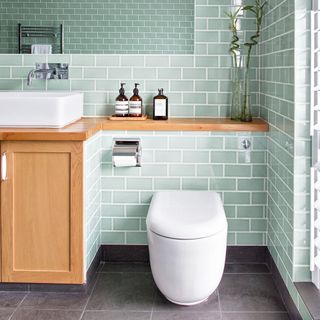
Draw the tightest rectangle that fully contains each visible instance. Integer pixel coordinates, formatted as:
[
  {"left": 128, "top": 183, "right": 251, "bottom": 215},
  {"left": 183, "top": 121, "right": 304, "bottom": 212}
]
[
  {"left": 228, "top": 219, "right": 250, "bottom": 232},
  {"left": 0, "top": 79, "right": 22, "bottom": 90},
  {"left": 197, "top": 164, "right": 223, "bottom": 177},
  {"left": 84, "top": 67, "right": 107, "bottom": 79},
  {"left": 127, "top": 178, "right": 153, "bottom": 190},
  {"left": 154, "top": 178, "right": 180, "bottom": 190},
  {"left": 146, "top": 56, "right": 169, "bottom": 67},
  {"left": 133, "top": 68, "right": 157, "bottom": 79},
  {"left": 72, "top": 55, "right": 95, "bottom": 66},
  {"left": 237, "top": 233, "right": 264, "bottom": 245},
  {"left": 158, "top": 68, "right": 181, "bottom": 80},
  {"left": 113, "top": 191, "right": 139, "bottom": 203},
  {"left": 0, "top": 67, "right": 10, "bottom": 78},
  {"left": 169, "top": 164, "right": 196, "bottom": 176},
  {"left": 0, "top": 55, "right": 22, "bottom": 66},
  {"left": 126, "top": 205, "right": 149, "bottom": 217},
  {"left": 155, "top": 150, "right": 181, "bottom": 163},
  {"left": 225, "top": 165, "right": 251, "bottom": 177},
  {"left": 224, "top": 192, "right": 251, "bottom": 204},
  {"left": 114, "top": 218, "right": 140, "bottom": 231},
  {"left": 71, "top": 80, "right": 95, "bottom": 91},
  {"left": 126, "top": 232, "right": 147, "bottom": 244},
  {"left": 211, "top": 151, "right": 237, "bottom": 163},
  {"left": 197, "top": 137, "right": 223, "bottom": 149},
  {"left": 238, "top": 179, "right": 265, "bottom": 191},
  {"left": 170, "top": 56, "right": 194, "bottom": 67},
  {"left": 96, "top": 55, "right": 120, "bottom": 66},
  {"left": 121, "top": 56, "right": 144, "bottom": 67},
  {"left": 101, "top": 204, "right": 125, "bottom": 217},
  {"left": 142, "top": 165, "right": 167, "bottom": 176},
  {"left": 101, "top": 231, "right": 125, "bottom": 244},
  {"left": 210, "top": 178, "right": 236, "bottom": 190},
  {"left": 183, "top": 68, "right": 206, "bottom": 79},
  {"left": 182, "top": 178, "right": 208, "bottom": 190},
  {"left": 101, "top": 177, "right": 125, "bottom": 190},
  {"left": 251, "top": 219, "right": 267, "bottom": 231},
  {"left": 108, "top": 68, "right": 132, "bottom": 79},
  {"left": 169, "top": 137, "right": 196, "bottom": 149},
  {"left": 170, "top": 80, "right": 194, "bottom": 92},
  {"left": 238, "top": 206, "right": 265, "bottom": 218},
  {"left": 183, "top": 151, "right": 209, "bottom": 163}
]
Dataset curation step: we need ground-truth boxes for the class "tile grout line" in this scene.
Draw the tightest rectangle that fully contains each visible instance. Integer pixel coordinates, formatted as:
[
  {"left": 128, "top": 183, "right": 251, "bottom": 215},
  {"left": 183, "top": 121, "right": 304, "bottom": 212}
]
[
  {"left": 8, "top": 291, "right": 30, "bottom": 320},
  {"left": 78, "top": 272, "right": 101, "bottom": 320}
]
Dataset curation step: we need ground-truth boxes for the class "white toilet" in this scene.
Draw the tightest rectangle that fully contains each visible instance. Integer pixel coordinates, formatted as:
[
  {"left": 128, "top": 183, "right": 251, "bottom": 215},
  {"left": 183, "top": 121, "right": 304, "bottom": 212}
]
[{"left": 146, "top": 191, "right": 228, "bottom": 306}]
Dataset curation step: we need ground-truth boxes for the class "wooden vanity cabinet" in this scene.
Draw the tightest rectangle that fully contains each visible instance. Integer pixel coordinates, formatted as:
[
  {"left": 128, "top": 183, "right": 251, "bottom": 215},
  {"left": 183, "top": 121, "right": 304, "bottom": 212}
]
[{"left": 0, "top": 141, "right": 84, "bottom": 284}]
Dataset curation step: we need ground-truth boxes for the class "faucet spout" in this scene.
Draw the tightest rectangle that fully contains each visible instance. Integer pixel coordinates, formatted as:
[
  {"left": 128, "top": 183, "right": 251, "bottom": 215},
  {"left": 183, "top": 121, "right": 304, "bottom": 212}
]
[{"left": 27, "top": 69, "right": 35, "bottom": 86}]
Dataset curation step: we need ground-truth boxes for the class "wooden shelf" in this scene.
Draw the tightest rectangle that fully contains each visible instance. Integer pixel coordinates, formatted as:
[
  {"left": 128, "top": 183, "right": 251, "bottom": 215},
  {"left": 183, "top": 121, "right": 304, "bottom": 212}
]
[
  {"left": 0, "top": 118, "right": 269, "bottom": 141},
  {"left": 102, "top": 117, "right": 269, "bottom": 132}
]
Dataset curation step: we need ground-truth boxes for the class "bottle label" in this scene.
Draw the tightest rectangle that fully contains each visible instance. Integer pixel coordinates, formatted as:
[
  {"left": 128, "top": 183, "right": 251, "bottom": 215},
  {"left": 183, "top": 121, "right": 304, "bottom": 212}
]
[
  {"left": 115, "top": 101, "right": 129, "bottom": 115},
  {"left": 129, "top": 101, "right": 142, "bottom": 114},
  {"left": 154, "top": 99, "right": 166, "bottom": 116}
]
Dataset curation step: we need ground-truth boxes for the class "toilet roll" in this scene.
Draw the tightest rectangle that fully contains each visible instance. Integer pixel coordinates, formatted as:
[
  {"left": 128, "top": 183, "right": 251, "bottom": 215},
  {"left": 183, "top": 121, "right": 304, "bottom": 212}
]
[{"left": 113, "top": 155, "right": 137, "bottom": 167}]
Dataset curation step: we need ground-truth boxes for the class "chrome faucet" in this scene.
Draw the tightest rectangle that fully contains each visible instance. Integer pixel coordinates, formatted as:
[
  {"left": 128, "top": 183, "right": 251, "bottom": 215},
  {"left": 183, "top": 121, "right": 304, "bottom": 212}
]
[{"left": 27, "top": 63, "right": 69, "bottom": 86}]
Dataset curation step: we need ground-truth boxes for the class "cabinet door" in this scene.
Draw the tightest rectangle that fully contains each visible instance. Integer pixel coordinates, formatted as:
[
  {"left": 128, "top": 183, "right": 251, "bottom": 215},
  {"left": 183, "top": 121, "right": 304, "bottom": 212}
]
[{"left": 1, "top": 141, "right": 84, "bottom": 284}]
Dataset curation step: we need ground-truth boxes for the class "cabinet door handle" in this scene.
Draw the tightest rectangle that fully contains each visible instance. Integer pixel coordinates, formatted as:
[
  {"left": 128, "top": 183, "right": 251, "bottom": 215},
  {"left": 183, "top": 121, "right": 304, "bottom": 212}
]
[{"left": 1, "top": 152, "right": 7, "bottom": 181}]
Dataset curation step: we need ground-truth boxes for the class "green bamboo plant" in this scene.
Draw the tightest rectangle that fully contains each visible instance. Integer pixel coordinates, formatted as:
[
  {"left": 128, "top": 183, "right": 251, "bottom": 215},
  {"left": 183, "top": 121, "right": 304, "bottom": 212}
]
[{"left": 226, "top": 0, "right": 266, "bottom": 122}]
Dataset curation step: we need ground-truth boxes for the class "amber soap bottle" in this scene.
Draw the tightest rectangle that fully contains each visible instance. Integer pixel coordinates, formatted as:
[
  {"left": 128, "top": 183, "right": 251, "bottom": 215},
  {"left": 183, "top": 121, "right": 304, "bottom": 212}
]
[
  {"left": 153, "top": 88, "right": 168, "bottom": 120},
  {"left": 115, "top": 83, "right": 128, "bottom": 117},
  {"left": 129, "top": 83, "right": 142, "bottom": 117}
]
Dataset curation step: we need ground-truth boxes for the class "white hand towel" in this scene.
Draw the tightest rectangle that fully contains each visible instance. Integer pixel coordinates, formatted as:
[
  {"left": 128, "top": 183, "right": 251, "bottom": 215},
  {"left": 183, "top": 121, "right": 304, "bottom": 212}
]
[{"left": 31, "top": 44, "right": 52, "bottom": 54}]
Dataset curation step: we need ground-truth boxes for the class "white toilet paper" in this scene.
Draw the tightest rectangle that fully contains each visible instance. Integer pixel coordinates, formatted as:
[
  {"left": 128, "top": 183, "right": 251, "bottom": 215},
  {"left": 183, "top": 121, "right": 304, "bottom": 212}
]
[{"left": 113, "top": 155, "right": 137, "bottom": 167}]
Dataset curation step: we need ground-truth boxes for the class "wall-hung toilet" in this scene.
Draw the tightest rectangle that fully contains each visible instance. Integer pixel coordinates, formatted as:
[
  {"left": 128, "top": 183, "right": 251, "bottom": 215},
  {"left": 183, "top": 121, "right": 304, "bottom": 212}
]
[{"left": 146, "top": 191, "right": 228, "bottom": 306}]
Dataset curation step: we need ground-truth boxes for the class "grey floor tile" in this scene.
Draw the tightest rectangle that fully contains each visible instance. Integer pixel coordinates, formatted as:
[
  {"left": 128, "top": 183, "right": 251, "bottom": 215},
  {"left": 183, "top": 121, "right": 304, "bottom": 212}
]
[
  {"left": 20, "top": 292, "right": 89, "bottom": 310},
  {"left": 82, "top": 311, "right": 151, "bottom": 319},
  {"left": 219, "top": 274, "right": 286, "bottom": 312},
  {"left": 222, "top": 312, "right": 290, "bottom": 319},
  {"left": 86, "top": 273, "right": 156, "bottom": 311},
  {"left": 224, "top": 263, "right": 270, "bottom": 274},
  {"left": 153, "top": 290, "right": 220, "bottom": 312},
  {"left": 11, "top": 309, "right": 82, "bottom": 320},
  {"left": 152, "top": 311, "right": 222, "bottom": 320},
  {"left": 0, "top": 309, "right": 15, "bottom": 320},
  {"left": 0, "top": 292, "right": 26, "bottom": 308},
  {"left": 99, "top": 262, "right": 151, "bottom": 273}
]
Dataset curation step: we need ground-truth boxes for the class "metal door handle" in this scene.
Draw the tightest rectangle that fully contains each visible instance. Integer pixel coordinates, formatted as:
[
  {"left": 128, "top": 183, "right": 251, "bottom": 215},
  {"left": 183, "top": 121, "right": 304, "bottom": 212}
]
[{"left": 1, "top": 152, "right": 7, "bottom": 181}]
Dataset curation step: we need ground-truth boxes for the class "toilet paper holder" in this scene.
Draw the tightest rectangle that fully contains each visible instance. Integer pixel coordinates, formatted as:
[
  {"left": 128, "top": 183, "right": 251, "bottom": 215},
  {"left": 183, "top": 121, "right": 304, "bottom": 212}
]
[{"left": 112, "top": 138, "right": 141, "bottom": 167}]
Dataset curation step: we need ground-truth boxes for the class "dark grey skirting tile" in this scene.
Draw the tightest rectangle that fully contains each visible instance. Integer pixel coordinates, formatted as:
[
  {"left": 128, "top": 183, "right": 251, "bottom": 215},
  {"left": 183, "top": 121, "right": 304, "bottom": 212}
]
[
  {"left": 219, "top": 274, "right": 286, "bottom": 312},
  {"left": 86, "top": 273, "right": 156, "bottom": 311},
  {"left": 0, "top": 292, "right": 27, "bottom": 308},
  {"left": 98, "top": 262, "right": 151, "bottom": 273},
  {"left": 224, "top": 263, "right": 270, "bottom": 274},
  {"left": 222, "top": 312, "right": 290, "bottom": 319},
  {"left": 153, "top": 290, "right": 220, "bottom": 312},
  {"left": 102, "top": 245, "right": 149, "bottom": 263},
  {"left": 82, "top": 311, "right": 151, "bottom": 320},
  {"left": 11, "top": 309, "right": 82, "bottom": 320},
  {"left": 152, "top": 311, "right": 222, "bottom": 320},
  {"left": 0, "top": 308, "right": 16, "bottom": 320},
  {"left": 20, "top": 292, "right": 89, "bottom": 310}
]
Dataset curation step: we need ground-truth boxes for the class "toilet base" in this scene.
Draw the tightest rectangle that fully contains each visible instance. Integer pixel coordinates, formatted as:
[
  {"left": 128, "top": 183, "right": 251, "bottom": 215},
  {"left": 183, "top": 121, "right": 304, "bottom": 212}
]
[{"left": 166, "top": 296, "right": 209, "bottom": 306}]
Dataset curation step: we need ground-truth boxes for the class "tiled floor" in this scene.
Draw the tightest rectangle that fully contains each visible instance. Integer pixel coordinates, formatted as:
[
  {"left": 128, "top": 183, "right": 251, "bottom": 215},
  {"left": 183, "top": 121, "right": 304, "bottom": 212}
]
[{"left": 0, "top": 263, "right": 289, "bottom": 320}]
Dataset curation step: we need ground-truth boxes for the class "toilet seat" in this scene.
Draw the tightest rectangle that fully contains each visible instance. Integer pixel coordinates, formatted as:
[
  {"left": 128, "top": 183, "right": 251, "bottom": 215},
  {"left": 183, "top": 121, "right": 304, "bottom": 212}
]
[{"left": 147, "top": 191, "right": 227, "bottom": 240}]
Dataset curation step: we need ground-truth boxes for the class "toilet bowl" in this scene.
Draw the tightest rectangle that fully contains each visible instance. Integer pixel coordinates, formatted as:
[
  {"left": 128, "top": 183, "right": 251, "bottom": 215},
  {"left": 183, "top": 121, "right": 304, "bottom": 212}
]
[{"left": 146, "top": 191, "right": 228, "bottom": 306}]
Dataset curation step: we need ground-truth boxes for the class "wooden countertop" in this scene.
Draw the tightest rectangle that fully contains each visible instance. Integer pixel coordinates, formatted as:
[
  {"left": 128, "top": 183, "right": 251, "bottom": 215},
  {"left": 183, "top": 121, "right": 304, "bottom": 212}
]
[{"left": 0, "top": 117, "right": 269, "bottom": 141}]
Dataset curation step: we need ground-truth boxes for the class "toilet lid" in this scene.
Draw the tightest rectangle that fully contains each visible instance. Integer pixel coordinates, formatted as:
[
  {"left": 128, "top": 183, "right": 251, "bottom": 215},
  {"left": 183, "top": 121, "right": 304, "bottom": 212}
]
[{"left": 146, "top": 191, "right": 227, "bottom": 240}]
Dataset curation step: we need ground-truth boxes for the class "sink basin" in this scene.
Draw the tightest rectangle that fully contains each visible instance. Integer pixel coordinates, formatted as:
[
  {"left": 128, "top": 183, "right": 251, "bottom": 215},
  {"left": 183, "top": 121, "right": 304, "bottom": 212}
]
[{"left": 0, "top": 91, "right": 83, "bottom": 128}]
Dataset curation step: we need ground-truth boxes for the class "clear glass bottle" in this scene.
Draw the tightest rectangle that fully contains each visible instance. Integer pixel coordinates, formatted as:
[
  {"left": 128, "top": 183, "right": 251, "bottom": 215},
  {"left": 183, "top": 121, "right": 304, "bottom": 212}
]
[
  {"left": 115, "top": 83, "right": 128, "bottom": 117},
  {"left": 129, "top": 83, "right": 142, "bottom": 117},
  {"left": 153, "top": 88, "right": 168, "bottom": 120}
]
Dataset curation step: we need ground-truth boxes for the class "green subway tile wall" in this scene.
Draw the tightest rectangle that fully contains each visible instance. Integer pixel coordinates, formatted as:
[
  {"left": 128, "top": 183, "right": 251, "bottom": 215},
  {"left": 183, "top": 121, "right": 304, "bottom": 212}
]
[
  {"left": 100, "top": 131, "right": 267, "bottom": 246},
  {"left": 84, "top": 133, "right": 102, "bottom": 270},
  {"left": 260, "top": 0, "right": 312, "bottom": 318},
  {"left": 0, "top": 0, "right": 194, "bottom": 54}
]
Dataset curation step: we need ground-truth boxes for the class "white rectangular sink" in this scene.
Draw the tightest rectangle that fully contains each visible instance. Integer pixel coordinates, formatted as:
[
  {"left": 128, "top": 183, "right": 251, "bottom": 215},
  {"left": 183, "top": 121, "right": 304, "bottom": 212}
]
[{"left": 0, "top": 91, "right": 83, "bottom": 128}]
